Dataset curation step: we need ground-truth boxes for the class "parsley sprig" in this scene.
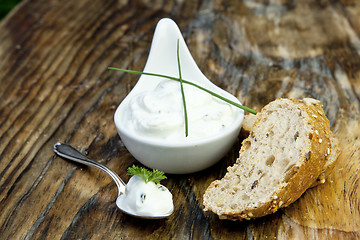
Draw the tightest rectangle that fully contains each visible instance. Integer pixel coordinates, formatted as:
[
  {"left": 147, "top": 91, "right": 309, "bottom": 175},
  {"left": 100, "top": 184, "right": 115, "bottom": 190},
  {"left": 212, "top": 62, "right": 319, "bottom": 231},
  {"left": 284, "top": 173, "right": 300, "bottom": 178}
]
[{"left": 127, "top": 165, "right": 167, "bottom": 184}]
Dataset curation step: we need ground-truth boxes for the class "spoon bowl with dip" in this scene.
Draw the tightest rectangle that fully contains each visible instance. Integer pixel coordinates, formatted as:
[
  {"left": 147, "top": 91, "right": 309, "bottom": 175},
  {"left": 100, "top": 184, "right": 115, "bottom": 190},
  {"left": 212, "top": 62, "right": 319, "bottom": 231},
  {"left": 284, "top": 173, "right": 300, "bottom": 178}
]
[
  {"left": 113, "top": 18, "right": 245, "bottom": 174},
  {"left": 53, "top": 142, "right": 174, "bottom": 219}
]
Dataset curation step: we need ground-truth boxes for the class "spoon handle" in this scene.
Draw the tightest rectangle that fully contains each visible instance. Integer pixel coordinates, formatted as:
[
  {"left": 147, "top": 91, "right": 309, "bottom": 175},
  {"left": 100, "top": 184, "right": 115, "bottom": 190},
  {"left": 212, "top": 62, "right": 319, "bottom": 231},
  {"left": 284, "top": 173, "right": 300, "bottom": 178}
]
[{"left": 53, "top": 143, "right": 126, "bottom": 195}]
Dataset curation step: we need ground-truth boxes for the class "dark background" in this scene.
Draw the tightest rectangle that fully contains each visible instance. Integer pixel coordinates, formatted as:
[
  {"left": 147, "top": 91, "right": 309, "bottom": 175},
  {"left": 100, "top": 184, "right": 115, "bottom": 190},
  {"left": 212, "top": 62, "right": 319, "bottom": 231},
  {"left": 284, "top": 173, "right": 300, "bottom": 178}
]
[{"left": 0, "top": 0, "right": 22, "bottom": 19}]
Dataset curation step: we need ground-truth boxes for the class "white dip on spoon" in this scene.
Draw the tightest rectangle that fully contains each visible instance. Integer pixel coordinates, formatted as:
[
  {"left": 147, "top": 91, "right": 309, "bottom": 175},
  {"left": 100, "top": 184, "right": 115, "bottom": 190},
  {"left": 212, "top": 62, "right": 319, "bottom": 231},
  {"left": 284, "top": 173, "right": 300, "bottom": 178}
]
[
  {"left": 116, "top": 175, "right": 174, "bottom": 217},
  {"left": 53, "top": 143, "right": 174, "bottom": 218}
]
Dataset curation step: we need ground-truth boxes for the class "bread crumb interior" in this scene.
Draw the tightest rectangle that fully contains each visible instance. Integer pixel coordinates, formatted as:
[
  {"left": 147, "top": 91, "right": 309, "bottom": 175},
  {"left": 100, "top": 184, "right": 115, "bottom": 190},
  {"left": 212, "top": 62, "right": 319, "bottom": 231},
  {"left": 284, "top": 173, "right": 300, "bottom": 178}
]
[{"left": 206, "top": 100, "right": 310, "bottom": 214}]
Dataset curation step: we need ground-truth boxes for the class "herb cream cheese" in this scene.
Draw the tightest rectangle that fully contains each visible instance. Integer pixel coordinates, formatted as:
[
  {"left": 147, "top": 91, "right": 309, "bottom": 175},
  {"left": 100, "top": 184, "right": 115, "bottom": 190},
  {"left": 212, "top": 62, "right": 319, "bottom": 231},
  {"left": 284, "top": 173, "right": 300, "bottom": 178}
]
[
  {"left": 122, "top": 79, "right": 237, "bottom": 141},
  {"left": 116, "top": 175, "right": 173, "bottom": 217}
]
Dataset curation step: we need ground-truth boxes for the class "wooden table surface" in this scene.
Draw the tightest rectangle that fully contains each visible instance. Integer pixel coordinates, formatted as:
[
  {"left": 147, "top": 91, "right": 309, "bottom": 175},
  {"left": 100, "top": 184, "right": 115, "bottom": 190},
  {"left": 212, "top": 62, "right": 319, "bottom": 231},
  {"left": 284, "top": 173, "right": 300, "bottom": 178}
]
[{"left": 1, "top": 0, "right": 360, "bottom": 239}]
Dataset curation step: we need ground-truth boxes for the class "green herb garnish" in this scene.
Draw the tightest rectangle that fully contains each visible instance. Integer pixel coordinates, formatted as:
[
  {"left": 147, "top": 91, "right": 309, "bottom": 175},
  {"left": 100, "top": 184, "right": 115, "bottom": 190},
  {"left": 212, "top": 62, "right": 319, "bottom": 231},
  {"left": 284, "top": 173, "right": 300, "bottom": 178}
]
[
  {"left": 108, "top": 66, "right": 257, "bottom": 115},
  {"left": 177, "top": 39, "right": 189, "bottom": 137},
  {"left": 108, "top": 40, "right": 257, "bottom": 116},
  {"left": 127, "top": 165, "right": 167, "bottom": 184}
]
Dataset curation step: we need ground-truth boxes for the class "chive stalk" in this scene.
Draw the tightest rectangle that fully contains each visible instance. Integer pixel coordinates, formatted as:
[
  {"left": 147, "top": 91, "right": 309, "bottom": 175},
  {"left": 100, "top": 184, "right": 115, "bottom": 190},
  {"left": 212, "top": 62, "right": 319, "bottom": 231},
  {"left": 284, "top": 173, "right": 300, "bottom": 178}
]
[
  {"left": 177, "top": 39, "right": 189, "bottom": 137},
  {"left": 108, "top": 67, "right": 257, "bottom": 115}
]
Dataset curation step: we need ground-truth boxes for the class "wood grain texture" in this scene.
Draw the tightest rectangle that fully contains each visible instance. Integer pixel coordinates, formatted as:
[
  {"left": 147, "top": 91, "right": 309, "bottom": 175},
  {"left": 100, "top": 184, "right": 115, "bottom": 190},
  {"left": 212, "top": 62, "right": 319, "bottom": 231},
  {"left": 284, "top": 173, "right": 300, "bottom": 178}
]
[{"left": 0, "top": 0, "right": 359, "bottom": 239}]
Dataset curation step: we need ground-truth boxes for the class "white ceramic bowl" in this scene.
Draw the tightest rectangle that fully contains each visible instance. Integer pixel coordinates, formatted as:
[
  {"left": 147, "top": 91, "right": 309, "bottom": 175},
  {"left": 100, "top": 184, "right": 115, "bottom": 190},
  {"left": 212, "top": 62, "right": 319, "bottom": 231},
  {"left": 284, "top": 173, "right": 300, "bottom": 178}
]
[{"left": 114, "top": 18, "right": 244, "bottom": 174}]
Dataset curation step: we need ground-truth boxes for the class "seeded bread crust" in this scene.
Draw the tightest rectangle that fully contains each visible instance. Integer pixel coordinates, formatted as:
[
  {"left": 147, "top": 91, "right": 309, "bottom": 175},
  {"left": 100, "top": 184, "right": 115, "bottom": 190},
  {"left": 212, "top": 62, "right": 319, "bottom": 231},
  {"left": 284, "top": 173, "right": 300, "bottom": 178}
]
[
  {"left": 310, "top": 130, "right": 340, "bottom": 187},
  {"left": 203, "top": 98, "right": 340, "bottom": 221}
]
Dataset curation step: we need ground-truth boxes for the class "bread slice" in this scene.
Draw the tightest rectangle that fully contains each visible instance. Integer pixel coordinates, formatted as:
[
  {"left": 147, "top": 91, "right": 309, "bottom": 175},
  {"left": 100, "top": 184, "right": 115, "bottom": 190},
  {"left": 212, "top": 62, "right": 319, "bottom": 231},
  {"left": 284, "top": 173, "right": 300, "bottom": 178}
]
[
  {"left": 203, "top": 98, "right": 340, "bottom": 220},
  {"left": 240, "top": 108, "right": 340, "bottom": 188}
]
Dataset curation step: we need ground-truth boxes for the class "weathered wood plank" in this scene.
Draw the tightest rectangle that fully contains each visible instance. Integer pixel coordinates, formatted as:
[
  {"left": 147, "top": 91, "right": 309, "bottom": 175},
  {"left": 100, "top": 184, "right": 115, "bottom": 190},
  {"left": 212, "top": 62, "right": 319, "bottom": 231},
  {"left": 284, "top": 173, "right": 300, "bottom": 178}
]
[{"left": 0, "top": 0, "right": 359, "bottom": 239}]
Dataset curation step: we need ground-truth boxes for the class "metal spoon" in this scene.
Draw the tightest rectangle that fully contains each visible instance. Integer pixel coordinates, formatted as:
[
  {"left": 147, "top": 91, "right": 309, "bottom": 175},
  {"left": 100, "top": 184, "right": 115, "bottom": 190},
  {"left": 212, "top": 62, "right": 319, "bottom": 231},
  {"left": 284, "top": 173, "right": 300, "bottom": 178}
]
[{"left": 53, "top": 142, "right": 173, "bottom": 219}]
